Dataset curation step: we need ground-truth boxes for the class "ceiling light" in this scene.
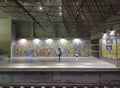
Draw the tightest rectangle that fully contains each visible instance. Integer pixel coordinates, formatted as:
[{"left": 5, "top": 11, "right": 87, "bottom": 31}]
[
  {"left": 39, "top": 6, "right": 43, "bottom": 10},
  {"left": 59, "top": 6, "right": 62, "bottom": 10},
  {"left": 59, "top": 12, "right": 62, "bottom": 16}
]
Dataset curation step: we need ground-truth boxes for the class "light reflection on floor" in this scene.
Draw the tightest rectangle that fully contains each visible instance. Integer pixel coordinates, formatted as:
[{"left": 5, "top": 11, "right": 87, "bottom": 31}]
[{"left": 0, "top": 56, "right": 118, "bottom": 69}]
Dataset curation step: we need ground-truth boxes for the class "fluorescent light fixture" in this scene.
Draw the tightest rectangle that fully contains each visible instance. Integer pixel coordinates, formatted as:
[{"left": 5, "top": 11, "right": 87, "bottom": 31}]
[
  {"left": 30, "top": 86, "right": 35, "bottom": 88},
  {"left": 20, "top": 86, "right": 24, "bottom": 88},
  {"left": 18, "top": 38, "right": 27, "bottom": 44},
  {"left": 41, "top": 86, "right": 45, "bottom": 88},
  {"left": 45, "top": 38, "right": 53, "bottom": 45},
  {"left": 9, "top": 86, "right": 14, "bottom": 88},
  {"left": 59, "top": 38, "right": 67, "bottom": 44},
  {"left": 52, "top": 86, "right": 56, "bottom": 88},
  {"left": 62, "top": 86, "right": 66, "bottom": 88},
  {"left": 33, "top": 39, "right": 40, "bottom": 44},
  {"left": 73, "top": 38, "right": 82, "bottom": 44}
]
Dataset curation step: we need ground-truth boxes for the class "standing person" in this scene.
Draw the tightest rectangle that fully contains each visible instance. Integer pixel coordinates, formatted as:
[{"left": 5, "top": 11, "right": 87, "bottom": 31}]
[
  {"left": 58, "top": 48, "right": 62, "bottom": 62},
  {"left": 75, "top": 53, "right": 79, "bottom": 61}
]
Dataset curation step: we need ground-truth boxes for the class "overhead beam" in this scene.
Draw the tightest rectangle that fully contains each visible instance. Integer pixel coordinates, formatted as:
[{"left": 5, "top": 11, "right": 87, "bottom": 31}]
[
  {"left": 86, "top": 1, "right": 98, "bottom": 27},
  {"left": 93, "top": 0, "right": 105, "bottom": 22},
  {"left": 62, "top": 0, "right": 73, "bottom": 24},
  {"left": 108, "top": 1, "right": 116, "bottom": 15},
  {"left": 74, "top": 0, "right": 86, "bottom": 24},
  {"left": 48, "top": 0, "right": 55, "bottom": 14},
  {"left": 13, "top": 0, "right": 44, "bottom": 29},
  {"left": 51, "top": 0, "right": 62, "bottom": 22},
  {"left": 67, "top": 0, "right": 76, "bottom": 23},
  {"left": 39, "top": 0, "right": 52, "bottom": 21},
  {"left": 4, "top": 9, "right": 119, "bottom": 16}
]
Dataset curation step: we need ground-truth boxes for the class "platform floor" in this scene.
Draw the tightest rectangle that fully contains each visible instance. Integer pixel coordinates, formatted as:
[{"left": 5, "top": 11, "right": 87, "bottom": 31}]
[{"left": 0, "top": 56, "right": 119, "bottom": 71}]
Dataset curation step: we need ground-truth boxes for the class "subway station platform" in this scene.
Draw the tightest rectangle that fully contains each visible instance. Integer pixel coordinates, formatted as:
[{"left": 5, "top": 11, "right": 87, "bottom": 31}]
[
  {"left": 0, "top": 56, "right": 119, "bottom": 71},
  {"left": 0, "top": 57, "right": 120, "bottom": 86}
]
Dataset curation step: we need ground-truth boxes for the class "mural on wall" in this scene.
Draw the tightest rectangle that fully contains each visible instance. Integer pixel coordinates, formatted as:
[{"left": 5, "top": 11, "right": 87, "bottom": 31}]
[
  {"left": 100, "top": 35, "right": 120, "bottom": 59},
  {"left": 15, "top": 38, "right": 90, "bottom": 57},
  {"left": 16, "top": 39, "right": 36, "bottom": 56},
  {"left": 33, "top": 39, "right": 58, "bottom": 56}
]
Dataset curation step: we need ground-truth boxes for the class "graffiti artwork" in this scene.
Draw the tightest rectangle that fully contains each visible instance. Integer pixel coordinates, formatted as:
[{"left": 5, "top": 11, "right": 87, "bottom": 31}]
[
  {"left": 15, "top": 39, "right": 90, "bottom": 57},
  {"left": 16, "top": 40, "right": 36, "bottom": 56}
]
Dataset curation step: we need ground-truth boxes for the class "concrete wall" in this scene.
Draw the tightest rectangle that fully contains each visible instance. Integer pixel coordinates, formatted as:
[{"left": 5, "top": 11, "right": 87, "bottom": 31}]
[
  {"left": 0, "top": 71, "right": 120, "bottom": 86},
  {"left": 15, "top": 21, "right": 33, "bottom": 38},
  {"left": 0, "top": 19, "right": 11, "bottom": 57},
  {"left": 15, "top": 21, "right": 68, "bottom": 38}
]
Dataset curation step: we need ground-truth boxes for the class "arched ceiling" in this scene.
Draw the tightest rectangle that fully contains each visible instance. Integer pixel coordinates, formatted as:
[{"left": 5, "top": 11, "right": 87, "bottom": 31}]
[{"left": 0, "top": 0, "right": 120, "bottom": 37}]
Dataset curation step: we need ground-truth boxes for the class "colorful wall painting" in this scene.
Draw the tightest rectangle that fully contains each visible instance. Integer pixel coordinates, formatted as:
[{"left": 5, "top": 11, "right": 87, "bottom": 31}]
[
  {"left": 16, "top": 39, "right": 36, "bottom": 56},
  {"left": 15, "top": 39, "right": 90, "bottom": 57},
  {"left": 100, "top": 35, "right": 120, "bottom": 59}
]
